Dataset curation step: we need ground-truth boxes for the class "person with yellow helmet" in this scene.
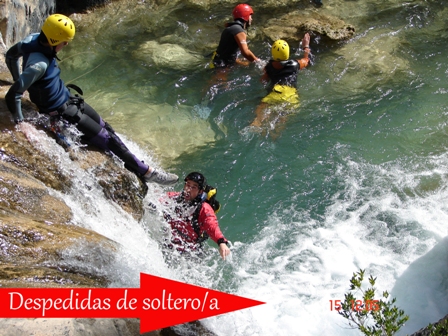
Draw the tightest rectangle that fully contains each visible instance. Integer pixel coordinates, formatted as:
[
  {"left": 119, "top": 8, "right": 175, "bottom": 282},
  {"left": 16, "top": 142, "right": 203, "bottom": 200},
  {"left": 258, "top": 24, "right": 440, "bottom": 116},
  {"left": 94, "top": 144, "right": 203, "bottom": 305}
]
[
  {"left": 5, "top": 14, "right": 178, "bottom": 186},
  {"left": 210, "top": 3, "right": 259, "bottom": 69},
  {"left": 250, "top": 33, "right": 311, "bottom": 129}
]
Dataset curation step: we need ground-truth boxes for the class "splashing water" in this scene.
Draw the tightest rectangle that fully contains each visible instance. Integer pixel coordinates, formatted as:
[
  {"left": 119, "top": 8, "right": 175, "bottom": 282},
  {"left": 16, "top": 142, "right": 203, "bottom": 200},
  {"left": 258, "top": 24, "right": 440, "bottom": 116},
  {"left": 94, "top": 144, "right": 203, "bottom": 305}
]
[{"left": 30, "top": 0, "right": 448, "bottom": 334}]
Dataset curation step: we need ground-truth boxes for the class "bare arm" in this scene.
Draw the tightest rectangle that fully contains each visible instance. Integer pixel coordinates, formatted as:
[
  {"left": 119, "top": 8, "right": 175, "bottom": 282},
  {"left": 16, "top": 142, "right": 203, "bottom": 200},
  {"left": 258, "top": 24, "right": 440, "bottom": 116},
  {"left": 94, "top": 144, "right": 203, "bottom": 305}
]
[
  {"left": 234, "top": 32, "right": 259, "bottom": 63},
  {"left": 260, "top": 68, "right": 269, "bottom": 84},
  {"left": 297, "top": 33, "right": 311, "bottom": 69}
]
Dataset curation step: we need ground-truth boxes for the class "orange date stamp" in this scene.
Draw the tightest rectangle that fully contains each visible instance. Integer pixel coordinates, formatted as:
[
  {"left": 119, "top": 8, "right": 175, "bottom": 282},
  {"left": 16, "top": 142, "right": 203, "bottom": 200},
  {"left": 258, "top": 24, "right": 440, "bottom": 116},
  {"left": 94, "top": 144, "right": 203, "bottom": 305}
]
[{"left": 329, "top": 299, "right": 379, "bottom": 311}]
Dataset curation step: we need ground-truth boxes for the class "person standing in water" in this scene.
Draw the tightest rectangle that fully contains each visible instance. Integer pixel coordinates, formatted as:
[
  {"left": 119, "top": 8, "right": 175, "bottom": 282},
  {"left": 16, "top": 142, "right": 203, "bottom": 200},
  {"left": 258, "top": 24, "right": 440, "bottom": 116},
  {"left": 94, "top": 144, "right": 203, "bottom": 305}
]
[
  {"left": 198, "top": 3, "right": 261, "bottom": 111},
  {"left": 5, "top": 14, "right": 178, "bottom": 186},
  {"left": 210, "top": 3, "right": 260, "bottom": 69}
]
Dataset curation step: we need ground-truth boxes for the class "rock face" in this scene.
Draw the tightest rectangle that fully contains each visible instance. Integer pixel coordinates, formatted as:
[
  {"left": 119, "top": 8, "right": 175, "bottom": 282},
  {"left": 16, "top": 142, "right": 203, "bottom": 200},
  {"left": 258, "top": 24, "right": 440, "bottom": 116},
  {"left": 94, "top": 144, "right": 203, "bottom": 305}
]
[
  {"left": 0, "top": 0, "right": 113, "bottom": 48},
  {"left": 0, "top": 80, "right": 154, "bottom": 335},
  {"left": 0, "top": 318, "right": 157, "bottom": 336},
  {"left": 262, "top": 11, "right": 355, "bottom": 43},
  {"left": 0, "top": 91, "right": 148, "bottom": 286},
  {"left": 410, "top": 315, "right": 448, "bottom": 336},
  {"left": 0, "top": 0, "right": 55, "bottom": 47}
]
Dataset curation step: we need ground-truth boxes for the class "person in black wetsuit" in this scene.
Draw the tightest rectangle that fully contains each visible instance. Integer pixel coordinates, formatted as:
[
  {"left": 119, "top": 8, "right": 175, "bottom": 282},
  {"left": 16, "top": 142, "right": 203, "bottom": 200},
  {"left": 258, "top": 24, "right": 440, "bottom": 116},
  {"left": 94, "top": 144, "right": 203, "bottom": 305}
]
[
  {"left": 210, "top": 3, "right": 259, "bottom": 69},
  {"left": 5, "top": 14, "right": 178, "bottom": 186}
]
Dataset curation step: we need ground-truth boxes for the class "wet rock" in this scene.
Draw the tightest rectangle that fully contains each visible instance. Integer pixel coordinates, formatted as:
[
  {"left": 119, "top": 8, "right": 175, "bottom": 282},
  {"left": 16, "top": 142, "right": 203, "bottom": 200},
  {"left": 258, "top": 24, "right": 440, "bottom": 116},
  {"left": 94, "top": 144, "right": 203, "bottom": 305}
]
[
  {"left": 263, "top": 11, "right": 355, "bottom": 42},
  {"left": 0, "top": 318, "right": 162, "bottom": 336},
  {"left": 0, "top": 116, "right": 73, "bottom": 192},
  {"left": 0, "top": 208, "right": 115, "bottom": 287},
  {"left": 133, "top": 40, "right": 204, "bottom": 71},
  {"left": 0, "top": 160, "right": 73, "bottom": 220}
]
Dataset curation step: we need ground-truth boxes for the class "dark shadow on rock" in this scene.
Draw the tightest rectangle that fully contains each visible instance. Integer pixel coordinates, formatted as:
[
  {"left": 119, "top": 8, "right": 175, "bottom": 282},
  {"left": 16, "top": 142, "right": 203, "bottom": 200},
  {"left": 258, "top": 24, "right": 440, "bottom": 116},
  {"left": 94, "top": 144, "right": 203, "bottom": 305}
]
[{"left": 56, "top": 0, "right": 112, "bottom": 15}]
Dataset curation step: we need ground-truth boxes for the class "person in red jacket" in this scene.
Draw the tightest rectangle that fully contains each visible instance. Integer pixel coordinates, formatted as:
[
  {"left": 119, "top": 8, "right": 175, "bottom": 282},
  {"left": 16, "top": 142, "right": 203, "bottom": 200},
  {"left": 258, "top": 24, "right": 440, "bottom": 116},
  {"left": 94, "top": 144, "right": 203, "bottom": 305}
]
[{"left": 162, "top": 172, "right": 231, "bottom": 260}]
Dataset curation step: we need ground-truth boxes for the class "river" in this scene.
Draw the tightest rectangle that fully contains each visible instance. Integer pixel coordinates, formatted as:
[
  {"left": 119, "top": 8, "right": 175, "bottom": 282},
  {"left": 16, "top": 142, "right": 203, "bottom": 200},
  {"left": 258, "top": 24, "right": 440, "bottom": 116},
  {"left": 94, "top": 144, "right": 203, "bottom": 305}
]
[{"left": 47, "top": 1, "right": 448, "bottom": 334}]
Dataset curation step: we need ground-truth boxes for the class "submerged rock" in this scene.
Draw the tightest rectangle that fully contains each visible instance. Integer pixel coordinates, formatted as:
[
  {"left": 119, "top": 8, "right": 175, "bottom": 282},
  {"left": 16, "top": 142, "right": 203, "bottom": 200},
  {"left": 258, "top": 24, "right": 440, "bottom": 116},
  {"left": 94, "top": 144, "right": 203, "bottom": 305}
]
[
  {"left": 263, "top": 11, "right": 355, "bottom": 42},
  {"left": 133, "top": 40, "right": 204, "bottom": 71}
]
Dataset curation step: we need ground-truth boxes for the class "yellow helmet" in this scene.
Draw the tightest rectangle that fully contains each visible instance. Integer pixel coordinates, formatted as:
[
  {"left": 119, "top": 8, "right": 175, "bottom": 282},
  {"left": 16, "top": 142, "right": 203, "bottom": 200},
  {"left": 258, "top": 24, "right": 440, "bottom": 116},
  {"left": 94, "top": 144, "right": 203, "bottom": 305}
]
[
  {"left": 271, "top": 40, "right": 289, "bottom": 61},
  {"left": 42, "top": 14, "right": 76, "bottom": 46}
]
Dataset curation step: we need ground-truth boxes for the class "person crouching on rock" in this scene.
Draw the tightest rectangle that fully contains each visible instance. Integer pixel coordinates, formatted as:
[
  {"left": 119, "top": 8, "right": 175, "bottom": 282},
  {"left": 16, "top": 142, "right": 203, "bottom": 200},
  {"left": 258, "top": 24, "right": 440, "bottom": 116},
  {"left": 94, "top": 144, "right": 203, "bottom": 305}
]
[{"left": 5, "top": 14, "right": 178, "bottom": 186}]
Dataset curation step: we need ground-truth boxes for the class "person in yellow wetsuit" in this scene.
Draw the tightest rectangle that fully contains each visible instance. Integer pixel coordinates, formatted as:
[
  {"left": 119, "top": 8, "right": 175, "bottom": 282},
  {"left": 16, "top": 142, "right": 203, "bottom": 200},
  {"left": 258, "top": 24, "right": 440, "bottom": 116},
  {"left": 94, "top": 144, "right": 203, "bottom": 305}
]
[{"left": 250, "top": 33, "right": 311, "bottom": 131}]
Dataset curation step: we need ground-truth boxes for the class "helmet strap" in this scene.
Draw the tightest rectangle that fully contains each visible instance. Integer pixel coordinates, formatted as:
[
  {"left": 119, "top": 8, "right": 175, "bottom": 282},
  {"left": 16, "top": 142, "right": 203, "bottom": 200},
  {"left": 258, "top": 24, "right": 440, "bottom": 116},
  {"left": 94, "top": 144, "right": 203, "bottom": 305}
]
[
  {"left": 38, "top": 31, "right": 49, "bottom": 45},
  {"left": 51, "top": 46, "right": 61, "bottom": 61},
  {"left": 235, "top": 18, "right": 247, "bottom": 28}
]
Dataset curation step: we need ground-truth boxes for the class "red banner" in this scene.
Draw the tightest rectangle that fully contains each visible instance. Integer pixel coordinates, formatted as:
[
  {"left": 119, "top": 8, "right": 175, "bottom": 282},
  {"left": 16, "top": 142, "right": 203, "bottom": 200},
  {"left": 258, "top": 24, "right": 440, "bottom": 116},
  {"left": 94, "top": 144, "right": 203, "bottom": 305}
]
[{"left": 0, "top": 273, "right": 265, "bottom": 333}]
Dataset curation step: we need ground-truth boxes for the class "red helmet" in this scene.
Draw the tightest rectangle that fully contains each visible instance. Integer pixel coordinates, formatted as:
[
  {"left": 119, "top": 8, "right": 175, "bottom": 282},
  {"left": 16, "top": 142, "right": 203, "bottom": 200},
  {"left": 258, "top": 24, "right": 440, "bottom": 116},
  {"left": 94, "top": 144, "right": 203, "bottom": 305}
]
[{"left": 232, "top": 4, "right": 254, "bottom": 22}]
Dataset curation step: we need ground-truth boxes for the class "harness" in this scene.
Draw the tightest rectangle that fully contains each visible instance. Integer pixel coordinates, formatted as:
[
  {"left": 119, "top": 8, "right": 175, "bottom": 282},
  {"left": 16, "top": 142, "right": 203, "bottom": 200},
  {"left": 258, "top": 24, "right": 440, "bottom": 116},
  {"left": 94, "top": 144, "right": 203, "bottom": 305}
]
[
  {"left": 191, "top": 202, "right": 209, "bottom": 245},
  {"left": 49, "top": 84, "right": 85, "bottom": 121},
  {"left": 191, "top": 185, "right": 221, "bottom": 244},
  {"left": 212, "top": 20, "right": 245, "bottom": 67},
  {"left": 266, "top": 60, "right": 299, "bottom": 87},
  {"left": 166, "top": 186, "right": 221, "bottom": 246},
  {"left": 48, "top": 84, "right": 85, "bottom": 148}
]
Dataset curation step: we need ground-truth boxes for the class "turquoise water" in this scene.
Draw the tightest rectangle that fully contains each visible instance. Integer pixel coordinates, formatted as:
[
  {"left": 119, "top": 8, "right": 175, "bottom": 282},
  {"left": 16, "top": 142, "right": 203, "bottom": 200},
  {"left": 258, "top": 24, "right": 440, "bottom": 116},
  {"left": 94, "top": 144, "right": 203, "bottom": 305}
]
[{"left": 55, "top": 1, "right": 448, "bottom": 335}]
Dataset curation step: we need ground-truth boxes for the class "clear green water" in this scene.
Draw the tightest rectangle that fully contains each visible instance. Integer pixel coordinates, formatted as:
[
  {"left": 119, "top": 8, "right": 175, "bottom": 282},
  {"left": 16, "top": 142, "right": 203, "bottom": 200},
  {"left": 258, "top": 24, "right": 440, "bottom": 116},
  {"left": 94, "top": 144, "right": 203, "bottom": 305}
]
[{"left": 58, "top": 1, "right": 448, "bottom": 334}]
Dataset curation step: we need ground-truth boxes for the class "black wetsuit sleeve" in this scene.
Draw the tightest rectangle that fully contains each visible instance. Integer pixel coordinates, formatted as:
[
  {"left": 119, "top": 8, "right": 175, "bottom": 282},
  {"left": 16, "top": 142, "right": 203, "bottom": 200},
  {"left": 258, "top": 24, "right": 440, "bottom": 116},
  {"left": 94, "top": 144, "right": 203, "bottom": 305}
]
[
  {"left": 5, "top": 43, "right": 21, "bottom": 82},
  {"left": 4, "top": 43, "right": 48, "bottom": 123}
]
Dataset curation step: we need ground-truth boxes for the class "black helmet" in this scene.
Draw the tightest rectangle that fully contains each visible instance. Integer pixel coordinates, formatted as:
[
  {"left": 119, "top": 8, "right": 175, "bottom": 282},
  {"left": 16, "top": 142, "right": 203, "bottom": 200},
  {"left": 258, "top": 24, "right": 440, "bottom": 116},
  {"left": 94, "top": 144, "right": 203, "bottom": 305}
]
[{"left": 184, "top": 172, "right": 206, "bottom": 190}]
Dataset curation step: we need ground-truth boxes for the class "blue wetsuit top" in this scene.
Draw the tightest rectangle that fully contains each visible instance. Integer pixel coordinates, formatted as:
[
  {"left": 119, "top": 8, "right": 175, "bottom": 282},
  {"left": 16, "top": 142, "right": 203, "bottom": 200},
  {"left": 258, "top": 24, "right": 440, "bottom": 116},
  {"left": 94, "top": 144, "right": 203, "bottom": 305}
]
[{"left": 5, "top": 33, "right": 70, "bottom": 122}]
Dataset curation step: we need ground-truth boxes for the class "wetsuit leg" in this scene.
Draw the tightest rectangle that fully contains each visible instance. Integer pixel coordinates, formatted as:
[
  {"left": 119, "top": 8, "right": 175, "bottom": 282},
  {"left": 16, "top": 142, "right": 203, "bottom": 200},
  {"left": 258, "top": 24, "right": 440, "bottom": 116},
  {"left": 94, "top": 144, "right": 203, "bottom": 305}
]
[{"left": 65, "top": 102, "right": 149, "bottom": 176}]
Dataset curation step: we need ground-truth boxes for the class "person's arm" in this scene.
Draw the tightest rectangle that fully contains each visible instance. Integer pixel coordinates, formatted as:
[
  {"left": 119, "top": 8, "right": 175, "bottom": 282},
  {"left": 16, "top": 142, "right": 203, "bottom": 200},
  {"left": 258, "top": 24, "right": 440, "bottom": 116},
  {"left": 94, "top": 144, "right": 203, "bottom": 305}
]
[
  {"left": 199, "top": 205, "right": 231, "bottom": 260},
  {"left": 5, "top": 43, "right": 22, "bottom": 82},
  {"left": 217, "top": 240, "right": 231, "bottom": 260},
  {"left": 260, "top": 67, "right": 269, "bottom": 84},
  {"left": 234, "top": 31, "right": 259, "bottom": 64},
  {"left": 297, "top": 33, "right": 311, "bottom": 69},
  {"left": 5, "top": 52, "right": 48, "bottom": 123}
]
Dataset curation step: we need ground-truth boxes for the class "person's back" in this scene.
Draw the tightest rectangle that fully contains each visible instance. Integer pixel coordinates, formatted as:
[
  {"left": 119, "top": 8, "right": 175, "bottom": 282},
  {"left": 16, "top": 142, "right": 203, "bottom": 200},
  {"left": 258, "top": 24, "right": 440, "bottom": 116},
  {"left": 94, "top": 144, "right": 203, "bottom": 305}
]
[
  {"left": 264, "top": 37, "right": 310, "bottom": 88},
  {"left": 264, "top": 59, "right": 300, "bottom": 88},
  {"left": 214, "top": 20, "right": 246, "bottom": 65},
  {"left": 250, "top": 34, "right": 311, "bottom": 131},
  {"left": 210, "top": 3, "right": 259, "bottom": 69}
]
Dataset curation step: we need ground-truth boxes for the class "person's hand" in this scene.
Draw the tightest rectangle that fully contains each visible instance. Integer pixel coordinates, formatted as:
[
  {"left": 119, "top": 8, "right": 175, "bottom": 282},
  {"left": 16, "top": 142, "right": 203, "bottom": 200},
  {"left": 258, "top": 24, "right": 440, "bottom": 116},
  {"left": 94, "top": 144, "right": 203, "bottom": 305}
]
[
  {"left": 302, "top": 33, "right": 310, "bottom": 49},
  {"left": 219, "top": 243, "right": 231, "bottom": 260},
  {"left": 255, "top": 58, "right": 267, "bottom": 71}
]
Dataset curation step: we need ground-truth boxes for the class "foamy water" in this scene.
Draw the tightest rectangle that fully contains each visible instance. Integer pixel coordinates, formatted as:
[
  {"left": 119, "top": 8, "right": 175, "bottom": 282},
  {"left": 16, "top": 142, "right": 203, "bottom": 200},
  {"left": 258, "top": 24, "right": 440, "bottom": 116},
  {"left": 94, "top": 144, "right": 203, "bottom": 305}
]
[{"left": 17, "top": 0, "right": 448, "bottom": 334}]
